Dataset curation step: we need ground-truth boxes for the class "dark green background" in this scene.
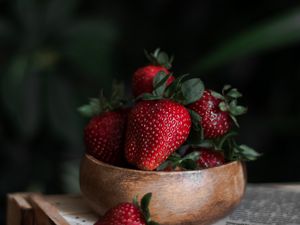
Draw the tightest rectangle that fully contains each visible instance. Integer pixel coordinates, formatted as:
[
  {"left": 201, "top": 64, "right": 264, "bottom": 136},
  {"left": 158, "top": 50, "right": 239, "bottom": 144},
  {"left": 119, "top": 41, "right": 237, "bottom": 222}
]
[{"left": 1, "top": 0, "right": 300, "bottom": 223}]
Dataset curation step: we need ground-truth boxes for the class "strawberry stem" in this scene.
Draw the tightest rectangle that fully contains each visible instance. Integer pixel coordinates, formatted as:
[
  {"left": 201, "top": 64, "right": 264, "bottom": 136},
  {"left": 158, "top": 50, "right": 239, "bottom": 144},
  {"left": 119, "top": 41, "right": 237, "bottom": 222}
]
[{"left": 132, "top": 193, "right": 160, "bottom": 225}]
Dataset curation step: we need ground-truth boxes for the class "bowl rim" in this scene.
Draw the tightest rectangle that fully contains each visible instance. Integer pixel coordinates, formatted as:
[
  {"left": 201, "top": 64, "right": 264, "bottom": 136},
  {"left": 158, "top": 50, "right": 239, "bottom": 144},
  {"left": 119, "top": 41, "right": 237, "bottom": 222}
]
[{"left": 83, "top": 154, "right": 242, "bottom": 175}]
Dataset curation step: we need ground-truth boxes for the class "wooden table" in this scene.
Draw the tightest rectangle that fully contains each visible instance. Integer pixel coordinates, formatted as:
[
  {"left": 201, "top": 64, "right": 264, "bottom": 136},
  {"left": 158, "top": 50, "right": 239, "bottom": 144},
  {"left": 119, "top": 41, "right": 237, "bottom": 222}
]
[
  {"left": 6, "top": 184, "right": 300, "bottom": 225},
  {"left": 6, "top": 193, "right": 98, "bottom": 225}
]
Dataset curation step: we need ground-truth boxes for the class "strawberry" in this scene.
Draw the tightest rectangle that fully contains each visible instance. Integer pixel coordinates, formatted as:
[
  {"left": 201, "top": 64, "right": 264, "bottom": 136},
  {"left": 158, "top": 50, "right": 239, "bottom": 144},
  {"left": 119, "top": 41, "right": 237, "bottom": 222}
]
[
  {"left": 125, "top": 99, "right": 191, "bottom": 170},
  {"left": 133, "top": 65, "right": 174, "bottom": 97},
  {"left": 95, "top": 202, "right": 145, "bottom": 225},
  {"left": 79, "top": 82, "right": 129, "bottom": 166},
  {"left": 157, "top": 150, "right": 200, "bottom": 171},
  {"left": 132, "top": 49, "right": 175, "bottom": 97},
  {"left": 94, "top": 193, "right": 159, "bottom": 225},
  {"left": 84, "top": 110, "right": 128, "bottom": 165},
  {"left": 157, "top": 148, "right": 224, "bottom": 170},
  {"left": 195, "top": 148, "right": 225, "bottom": 168},
  {"left": 188, "top": 86, "right": 247, "bottom": 139}
]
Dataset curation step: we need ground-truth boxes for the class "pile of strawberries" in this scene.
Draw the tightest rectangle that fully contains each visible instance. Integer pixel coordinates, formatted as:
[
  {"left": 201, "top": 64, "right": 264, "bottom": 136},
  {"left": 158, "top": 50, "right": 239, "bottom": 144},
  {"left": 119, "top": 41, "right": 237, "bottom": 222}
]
[{"left": 79, "top": 49, "right": 259, "bottom": 172}]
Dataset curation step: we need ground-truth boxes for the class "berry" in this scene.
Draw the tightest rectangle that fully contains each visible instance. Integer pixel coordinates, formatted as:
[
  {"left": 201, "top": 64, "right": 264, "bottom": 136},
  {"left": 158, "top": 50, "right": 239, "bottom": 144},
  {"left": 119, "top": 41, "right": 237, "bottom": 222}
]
[
  {"left": 132, "top": 65, "right": 174, "bottom": 97},
  {"left": 188, "top": 90, "right": 231, "bottom": 138},
  {"left": 84, "top": 110, "right": 128, "bottom": 165},
  {"left": 94, "top": 193, "right": 158, "bottom": 225},
  {"left": 125, "top": 100, "right": 191, "bottom": 170},
  {"left": 94, "top": 203, "right": 146, "bottom": 225},
  {"left": 196, "top": 148, "right": 225, "bottom": 168}
]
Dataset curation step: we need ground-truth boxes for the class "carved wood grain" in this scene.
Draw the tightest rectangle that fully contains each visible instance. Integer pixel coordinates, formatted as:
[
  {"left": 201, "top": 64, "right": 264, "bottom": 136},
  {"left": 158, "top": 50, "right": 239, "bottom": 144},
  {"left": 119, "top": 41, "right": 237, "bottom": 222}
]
[{"left": 80, "top": 154, "right": 247, "bottom": 225}]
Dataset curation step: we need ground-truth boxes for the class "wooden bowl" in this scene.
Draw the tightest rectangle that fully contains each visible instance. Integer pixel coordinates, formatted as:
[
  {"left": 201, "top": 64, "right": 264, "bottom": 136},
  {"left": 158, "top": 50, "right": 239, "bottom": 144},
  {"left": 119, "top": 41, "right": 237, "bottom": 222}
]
[{"left": 80, "top": 154, "right": 246, "bottom": 225}]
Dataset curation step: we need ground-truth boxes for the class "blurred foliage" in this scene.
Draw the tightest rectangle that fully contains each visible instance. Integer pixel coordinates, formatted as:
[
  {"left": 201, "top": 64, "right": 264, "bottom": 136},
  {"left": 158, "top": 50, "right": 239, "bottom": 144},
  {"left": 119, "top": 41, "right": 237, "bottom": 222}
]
[
  {"left": 1, "top": 0, "right": 300, "bottom": 223},
  {"left": 0, "top": 0, "right": 121, "bottom": 200},
  {"left": 193, "top": 8, "right": 300, "bottom": 71}
]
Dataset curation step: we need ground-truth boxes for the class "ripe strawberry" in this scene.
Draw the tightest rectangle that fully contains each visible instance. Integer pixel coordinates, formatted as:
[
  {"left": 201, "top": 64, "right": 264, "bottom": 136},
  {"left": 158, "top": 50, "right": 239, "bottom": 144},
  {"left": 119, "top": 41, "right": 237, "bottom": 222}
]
[
  {"left": 84, "top": 110, "right": 128, "bottom": 165},
  {"left": 132, "top": 49, "right": 175, "bottom": 97},
  {"left": 133, "top": 65, "right": 174, "bottom": 97},
  {"left": 195, "top": 148, "right": 225, "bottom": 168},
  {"left": 125, "top": 99, "right": 191, "bottom": 170},
  {"left": 94, "top": 193, "right": 158, "bottom": 225},
  {"left": 95, "top": 202, "right": 145, "bottom": 225},
  {"left": 79, "top": 82, "right": 129, "bottom": 166},
  {"left": 188, "top": 87, "right": 247, "bottom": 139},
  {"left": 188, "top": 90, "right": 230, "bottom": 138}
]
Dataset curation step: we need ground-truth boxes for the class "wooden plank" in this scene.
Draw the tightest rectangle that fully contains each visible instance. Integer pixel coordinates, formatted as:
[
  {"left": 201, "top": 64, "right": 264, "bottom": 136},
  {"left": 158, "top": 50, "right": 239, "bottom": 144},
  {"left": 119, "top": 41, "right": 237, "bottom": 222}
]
[
  {"left": 45, "top": 195, "right": 98, "bottom": 225},
  {"left": 45, "top": 195, "right": 92, "bottom": 215},
  {"left": 6, "top": 193, "right": 34, "bottom": 225},
  {"left": 29, "top": 194, "right": 70, "bottom": 225}
]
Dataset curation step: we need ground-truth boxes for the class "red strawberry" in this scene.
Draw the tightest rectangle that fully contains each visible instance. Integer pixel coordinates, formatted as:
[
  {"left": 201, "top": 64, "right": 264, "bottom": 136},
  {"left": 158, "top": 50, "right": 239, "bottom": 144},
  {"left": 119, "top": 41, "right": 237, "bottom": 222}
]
[
  {"left": 188, "top": 90, "right": 231, "bottom": 138},
  {"left": 84, "top": 110, "right": 128, "bottom": 165},
  {"left": 132, "top": 49, "right": 175, "bottom": 97},
  {"left": 132, "top": 65, "right": 174, "bottom": 97},
  {"left": 95, "top": 202, "right": 145, "bottom": 225},
  {"left": 79, "top": 82, "right": 129, "bottom": 166},
  {"left": 196, "top": 148, "right": 225, "bottom": 168},
  {"left": 94, "top": 193, "right": 158, "bottom": 225},
  {"left": 125, "top": 99, "right": 191, "bottom": 170}
]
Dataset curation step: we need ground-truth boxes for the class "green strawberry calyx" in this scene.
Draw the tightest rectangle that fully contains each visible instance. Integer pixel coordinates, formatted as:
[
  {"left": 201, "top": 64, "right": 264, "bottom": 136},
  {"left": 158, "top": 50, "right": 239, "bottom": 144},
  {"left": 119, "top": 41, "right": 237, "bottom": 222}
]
[
  {"left": 218, "top": 131, "right": 262, "bottom": 161},
  {"left": 139, "top": 71, "right": 205, "bottom": 106},
  {"left": 133, "top": 193, "right": 160, "bottom": 225},
  {"left": 157, "top": 151, "right": 201, "bottom": 171},
  {"left": 144, "top": 48, "right": 174, "bottom": 69},
  {"left": 187, "top": 129, "right": 261, "bottom": 162},
  {"left": 211, "top": 85, "right": 248, "bottom": 127},
  {"left": 78, "top": 81, "right": 128, "bottom": 117}
]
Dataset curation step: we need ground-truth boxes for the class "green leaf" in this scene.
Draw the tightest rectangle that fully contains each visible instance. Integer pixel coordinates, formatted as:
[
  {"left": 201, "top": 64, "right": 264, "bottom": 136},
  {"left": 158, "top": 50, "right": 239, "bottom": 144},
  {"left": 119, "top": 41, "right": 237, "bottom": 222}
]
[
  {"left": 111, "top": 80, "right": 126, "bottom": 108},
  {"left": 152, "top": 71, "right": 170, "bottom": 96},
  {"left": 219, "top": 102, "right": 228, "bottom": 112},
  {"left": 157, "top": 52, "right": 169, "bottom": 66},
  {"left": 192, "top": 140, "right": 215, "bottom": 148},
  {"left": 141, "top": 93, "right": 162, "bottom": 100},
  {"left": 181, "top": 78, "right": 205, "bottom": 105},
  {"left": 141, "top": 193, "right": 152, "bottom": 211},
  {"left": 156, "top": 161, "right": 171, "bottom": 171},
  {"left": 167, "top": 153, "right": 182, "bottom": 162},
  {"left": 164, "top": 74, "right": 188, "bottom": 98},
  {"left": 238, "top": 145, "right": 261, "bottom": 160},
  {"left": 182, "top": 151, "right": 200, "bottom": 161},
  {"left": 193, "top": 8, "right": 300, "bottom": 71},
  {"left": 153, "top": 48, "right": 160, "bottom": 58},
  {"left": 133, "top": 195, "right": 139, "bottom": 208},
  {"left": 229, "top": 105, "right": 248, "bottom": 116},
  {"left": 217, "top": 131, "right": 238, "bottom": 149},
  {"left": 141, "top": 193, "right": 152, "bottom": 221},
  {"left": 226, "top": 88, "right": 242, "bottom": 99},
  {"left": 211, "top": 91, "right": 224, "bottom": 100},
  {"left": 222, "top": 85, "right": 232, "bottom": 93},
  {"left": 188, "top": 109, "right": 202, "bottom": 130},
  {"left": 144, "top": 48, "right": 172, "bottom": 69},
  {"left": 229, "top": 99, "right": 237, "bottom": 108},
  {"left": 229, "top": 114, "right": 239, "bottom": 127},
  {"left": 77, "top": 98, "right": 100, "bottom": 117}
]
